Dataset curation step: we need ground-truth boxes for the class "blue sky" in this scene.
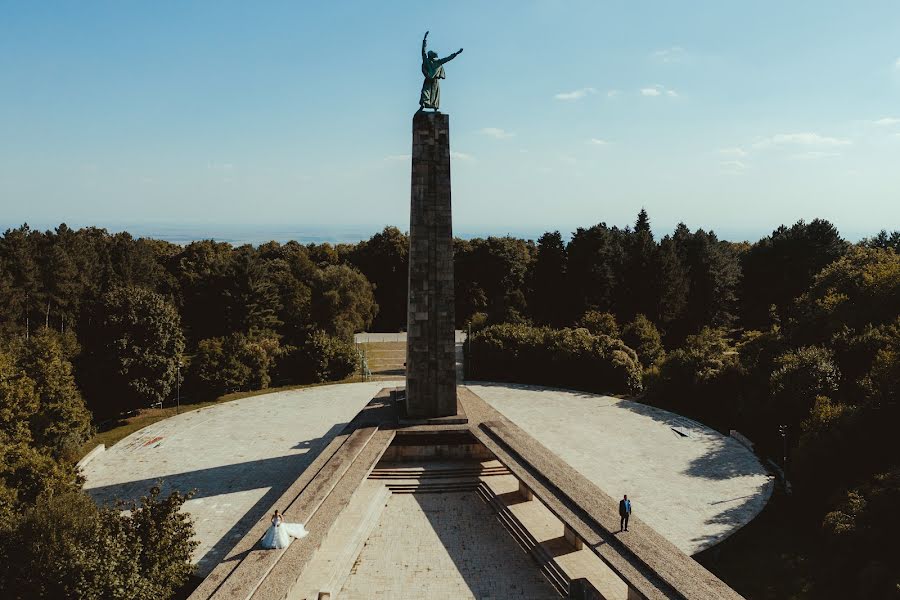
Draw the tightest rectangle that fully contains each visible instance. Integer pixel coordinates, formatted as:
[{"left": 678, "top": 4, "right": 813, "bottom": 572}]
[{"left": 2, "top": 1, "right": 899, "bottom": 242}]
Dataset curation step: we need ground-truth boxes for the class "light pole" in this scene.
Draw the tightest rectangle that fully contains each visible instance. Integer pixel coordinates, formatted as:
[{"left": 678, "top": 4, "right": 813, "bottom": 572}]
[
  {"left": 176, "top": 359, "right": 182, "bottom": 415},
  {"left": 778, "top": 424, "right": 788, "bottom": 470}
]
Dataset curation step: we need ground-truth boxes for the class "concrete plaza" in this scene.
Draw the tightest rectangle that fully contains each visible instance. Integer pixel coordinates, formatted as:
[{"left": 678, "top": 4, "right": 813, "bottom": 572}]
[
  {"left": 81, "top": 382, "right": 388, "bottom": 576},
  {"left": 467, "top": 382, "right": 773, "bottom": 554},
  {"left": 81, "top": 380, "right": 771, "bottom": 577}
]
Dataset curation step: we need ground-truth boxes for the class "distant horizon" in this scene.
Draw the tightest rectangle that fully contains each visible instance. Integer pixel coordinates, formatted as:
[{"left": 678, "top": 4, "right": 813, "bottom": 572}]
[
  {"left": 0, "top": 217, "right": 888, "bottom": 247},
  {"left": 3, "top": 2, "right": 899, "bottom": 240}
]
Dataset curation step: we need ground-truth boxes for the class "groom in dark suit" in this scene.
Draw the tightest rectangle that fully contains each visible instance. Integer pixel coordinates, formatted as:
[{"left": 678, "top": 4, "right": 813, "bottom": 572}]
[{"left": 619, "top": 494, "right": 632, "bottom": 532}]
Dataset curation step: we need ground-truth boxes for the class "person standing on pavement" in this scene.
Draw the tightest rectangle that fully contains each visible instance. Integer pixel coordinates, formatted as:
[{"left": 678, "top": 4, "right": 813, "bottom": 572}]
[{"left": 619, "top": 494, "right": 632, "bottom": 532}]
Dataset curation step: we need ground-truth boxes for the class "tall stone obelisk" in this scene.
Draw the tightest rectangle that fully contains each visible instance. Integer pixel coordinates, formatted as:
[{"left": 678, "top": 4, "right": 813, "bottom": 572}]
[{"left": 405, "top": 111, "right": 457, "bottom": 418}]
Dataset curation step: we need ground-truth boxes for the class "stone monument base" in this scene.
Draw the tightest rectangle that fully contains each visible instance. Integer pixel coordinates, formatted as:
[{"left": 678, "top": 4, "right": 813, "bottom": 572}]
[
  {"left": 390, "top": 387, "right": 468, "bottom": 425},
  {"left": 190, "top": 387, "right": 746, "bottom": 600}
]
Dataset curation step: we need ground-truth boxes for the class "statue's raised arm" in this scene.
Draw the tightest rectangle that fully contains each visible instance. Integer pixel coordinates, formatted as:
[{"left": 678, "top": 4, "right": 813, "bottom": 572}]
[
  {"left": 418, "top": 32, "right": 463, "bottom": 112},
  {"left": 438, "top": 48, "right": 463, "bottom": 66}
]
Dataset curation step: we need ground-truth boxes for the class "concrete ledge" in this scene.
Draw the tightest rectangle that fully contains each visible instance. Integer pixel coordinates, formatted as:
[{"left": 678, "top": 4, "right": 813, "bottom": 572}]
[
  {"left": 190, "top": 389, "right": 397, "bottom": 600},
  {"left": 458, "top": 386, "right": 744, "bottom": 600},
  {"left": 482, "top": 419, "right": 743, "bottom": 600},
  {"left": 256, "top": 430, "right": 394, "bottom": 599},
  {"left": 204, "top": 426, "right": 382, "bottom": 599},
  {"left": 729, "top": 430, "right": 754, "bottom": 452},
  {"left": 76, "top": 444, "right": 105, "bottom": 470}
]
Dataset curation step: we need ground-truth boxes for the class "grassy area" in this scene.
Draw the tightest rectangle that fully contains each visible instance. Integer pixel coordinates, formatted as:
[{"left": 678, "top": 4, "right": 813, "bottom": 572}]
[
  {"left": 358, "top": 341, "right": 406, "bottom": 378},
  {"left": 695, "top": 490, "right": 816, "bottom": 600},
  {"left": 76, "top": 376, "right": 364, "bottom": 460}
]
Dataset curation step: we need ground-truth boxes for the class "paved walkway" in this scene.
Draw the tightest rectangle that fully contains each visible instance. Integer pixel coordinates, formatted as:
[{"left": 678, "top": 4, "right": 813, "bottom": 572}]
[
  {"left": 467, "top": 383, "right": 773, "bottom": 555},
  {"left": 339, "top": 492, "right": 559, "bottom": 599},
  {"left": 81, "top": 382, "right": 387, "bottom": 576}
]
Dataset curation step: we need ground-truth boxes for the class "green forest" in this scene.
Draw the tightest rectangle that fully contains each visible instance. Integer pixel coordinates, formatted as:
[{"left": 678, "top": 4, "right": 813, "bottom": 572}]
[{"left": 1, "top": 212, "right": 898, "bottom": 599}]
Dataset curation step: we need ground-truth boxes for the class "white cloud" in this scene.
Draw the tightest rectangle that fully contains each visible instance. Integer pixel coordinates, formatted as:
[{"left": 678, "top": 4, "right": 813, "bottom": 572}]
[
  {"left": 606, "top": 89, "right": 622, "bottom": 98},
  {"left": 450, "top": 151, "right": 474, "bottom": 161},
  {"left": 719, "top": 147, "right": 747, "bottom": 157},
  {"left": 872, "top": 117, "right": 900, "bottom": 126},
  {"left": 895, "top": 56, "right": 900, "bottom": 69},
  {"left": 753, "top": 132, "right": 851, "bottom": 149},
  {"left": 554, "top": 87, "right": 597, "bottom": 101},
  {"left": 207, "top": 162, "right": 234, "bottom": 171},
  {"left": 720, "top": 160, "right": 748, "bottom": 172},
  {"left": 641, "top": 84, "right": 678, "bottom": 97},
  {"left": 788, "top": 151, "right": 841, "bottom": 160},
  {"left": 587, "top": 138, "right": 609, "bottom": 145},
  {"left": 479, "top": 127, "right": 514, "bottom": 139},
  {"left": 384, "top": 154, "right": 411, "bottom": 161},
  {"left": 652, "top": 46, "right": 686, "bottom": 63}
]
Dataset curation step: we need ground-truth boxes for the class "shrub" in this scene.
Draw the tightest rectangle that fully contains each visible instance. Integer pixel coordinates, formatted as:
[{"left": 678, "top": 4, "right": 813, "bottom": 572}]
[
  {"left": 2, "top": 485, "right": 197, "bottom": 600},
  {"left": 466, "top": 323, "right": 642, "bottom": 394},
  {"left": 189, "top": 333, "right": 281, "bottom": 398},
  {"left": 648, "top": 327, "right": 743, "bottom": 428},
  {"left": 621, "top": 314, "right": 665, "bottom": 368},
  {"left": 578, "top": 310, "right": 619, "bottom": 338},
  {"left": 277, "top": 330, "right": 357, "bottom": 384}
]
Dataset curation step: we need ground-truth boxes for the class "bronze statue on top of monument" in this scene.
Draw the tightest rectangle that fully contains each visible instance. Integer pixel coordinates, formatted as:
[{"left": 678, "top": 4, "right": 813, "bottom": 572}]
[{"left": 419, "top": 31, "right": 463, "bottom": 111}]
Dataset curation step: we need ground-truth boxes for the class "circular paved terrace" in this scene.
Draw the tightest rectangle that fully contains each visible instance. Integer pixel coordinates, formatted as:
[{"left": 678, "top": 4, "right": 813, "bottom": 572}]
[
  {"left": 467, "top": 383, "right": 773, "bottom": 555},
  {"left": 81, "top": 381, "right": 772, "bottom": 575}
]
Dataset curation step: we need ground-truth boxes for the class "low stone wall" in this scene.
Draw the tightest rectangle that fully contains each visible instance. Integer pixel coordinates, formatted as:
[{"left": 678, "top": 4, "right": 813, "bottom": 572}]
[
  {"left": 380, "top": 430, "right": 494, "bottom": 462},
  {"left": 729, "top": 430, "right": 754, "bottom": 452},
  {"left": 569, "top": 578, "right": 608, "bottom": 600},
  {"left": 76, "top": 444, "right": 105, "bottom": 470}
]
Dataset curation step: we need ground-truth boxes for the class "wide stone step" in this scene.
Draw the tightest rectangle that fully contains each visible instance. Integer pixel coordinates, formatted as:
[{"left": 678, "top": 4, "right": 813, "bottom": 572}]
[
  {"left": 385, "top": 479, "right": 482, "bottom": 493},
  {"left": 189, "top": 426, "right": 393, "bottom": 600},
  {"left": 291, "top": 480, "right": 391, "bottom": 600},
  {"left": 369, "top": 466, "right": 510, "bottom": 479},
  {"left": 476, "top": 482, "right": 570, "bottom": 597}
]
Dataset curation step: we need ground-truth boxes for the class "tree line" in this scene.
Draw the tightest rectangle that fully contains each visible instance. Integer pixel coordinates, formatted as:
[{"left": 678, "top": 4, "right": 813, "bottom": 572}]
[{"left": 1, "top": 213, "right": 898, "bottom": 598}]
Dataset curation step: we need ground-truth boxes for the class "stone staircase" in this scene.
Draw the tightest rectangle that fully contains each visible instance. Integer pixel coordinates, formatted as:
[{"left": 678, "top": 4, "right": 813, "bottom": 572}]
[
  {"left": 364, "top": 460, "right": 570, "bottom": 597},
  {"left": 291, "top": 479, "right": 391, "bottom": 600},
  {"left": 477, "top": 482, "right": 572, "bottom": 597},
  {"left": 188, "top": 424, "right": 396, "bottom": 600},
  {"left": 367, "top": 460, "right": 511, "bottom": 493}
]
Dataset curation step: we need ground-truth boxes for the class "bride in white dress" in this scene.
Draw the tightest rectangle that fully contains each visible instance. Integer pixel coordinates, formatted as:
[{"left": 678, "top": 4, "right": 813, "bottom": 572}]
[{"left": 261, "top": 509, "right": 309, "bottom": 549}]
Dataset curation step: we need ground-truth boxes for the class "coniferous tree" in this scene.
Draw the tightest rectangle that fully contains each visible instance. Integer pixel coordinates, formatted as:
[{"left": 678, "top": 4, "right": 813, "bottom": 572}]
[
  {"left": 567, "top": 224, "right": 627, "bottom": 319},
  {"left": 528, "top": 231, "right": 569, "bottom": 326},
  {"left": 740, "top": 219, "right": 847, "bottom": 329},
  {"left": 654, "top": 234, "right": 689, "bottom": 333},
  {"left": 20, "top": 330, "right": 92, "bottom": 459},
  {"left": 623, "top": 209, "right": 658, "bottom": 321},
  {"left": 0, "top": 225, "right": 40, "bottom": 335}
]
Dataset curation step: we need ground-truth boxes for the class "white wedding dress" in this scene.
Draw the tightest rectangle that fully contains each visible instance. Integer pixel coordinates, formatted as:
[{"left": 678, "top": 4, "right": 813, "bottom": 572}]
[{"left": 261, "top": 515, "right": 309, "bottom": 549}]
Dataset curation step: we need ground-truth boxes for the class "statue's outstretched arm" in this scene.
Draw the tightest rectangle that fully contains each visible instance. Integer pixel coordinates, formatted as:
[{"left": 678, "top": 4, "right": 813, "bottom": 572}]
[
  {"left": 438, "top": 48, "right": 463, "bottom": 65},
  {"left": 422, "top": 31, "right": 428, "bottom": 61}
]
